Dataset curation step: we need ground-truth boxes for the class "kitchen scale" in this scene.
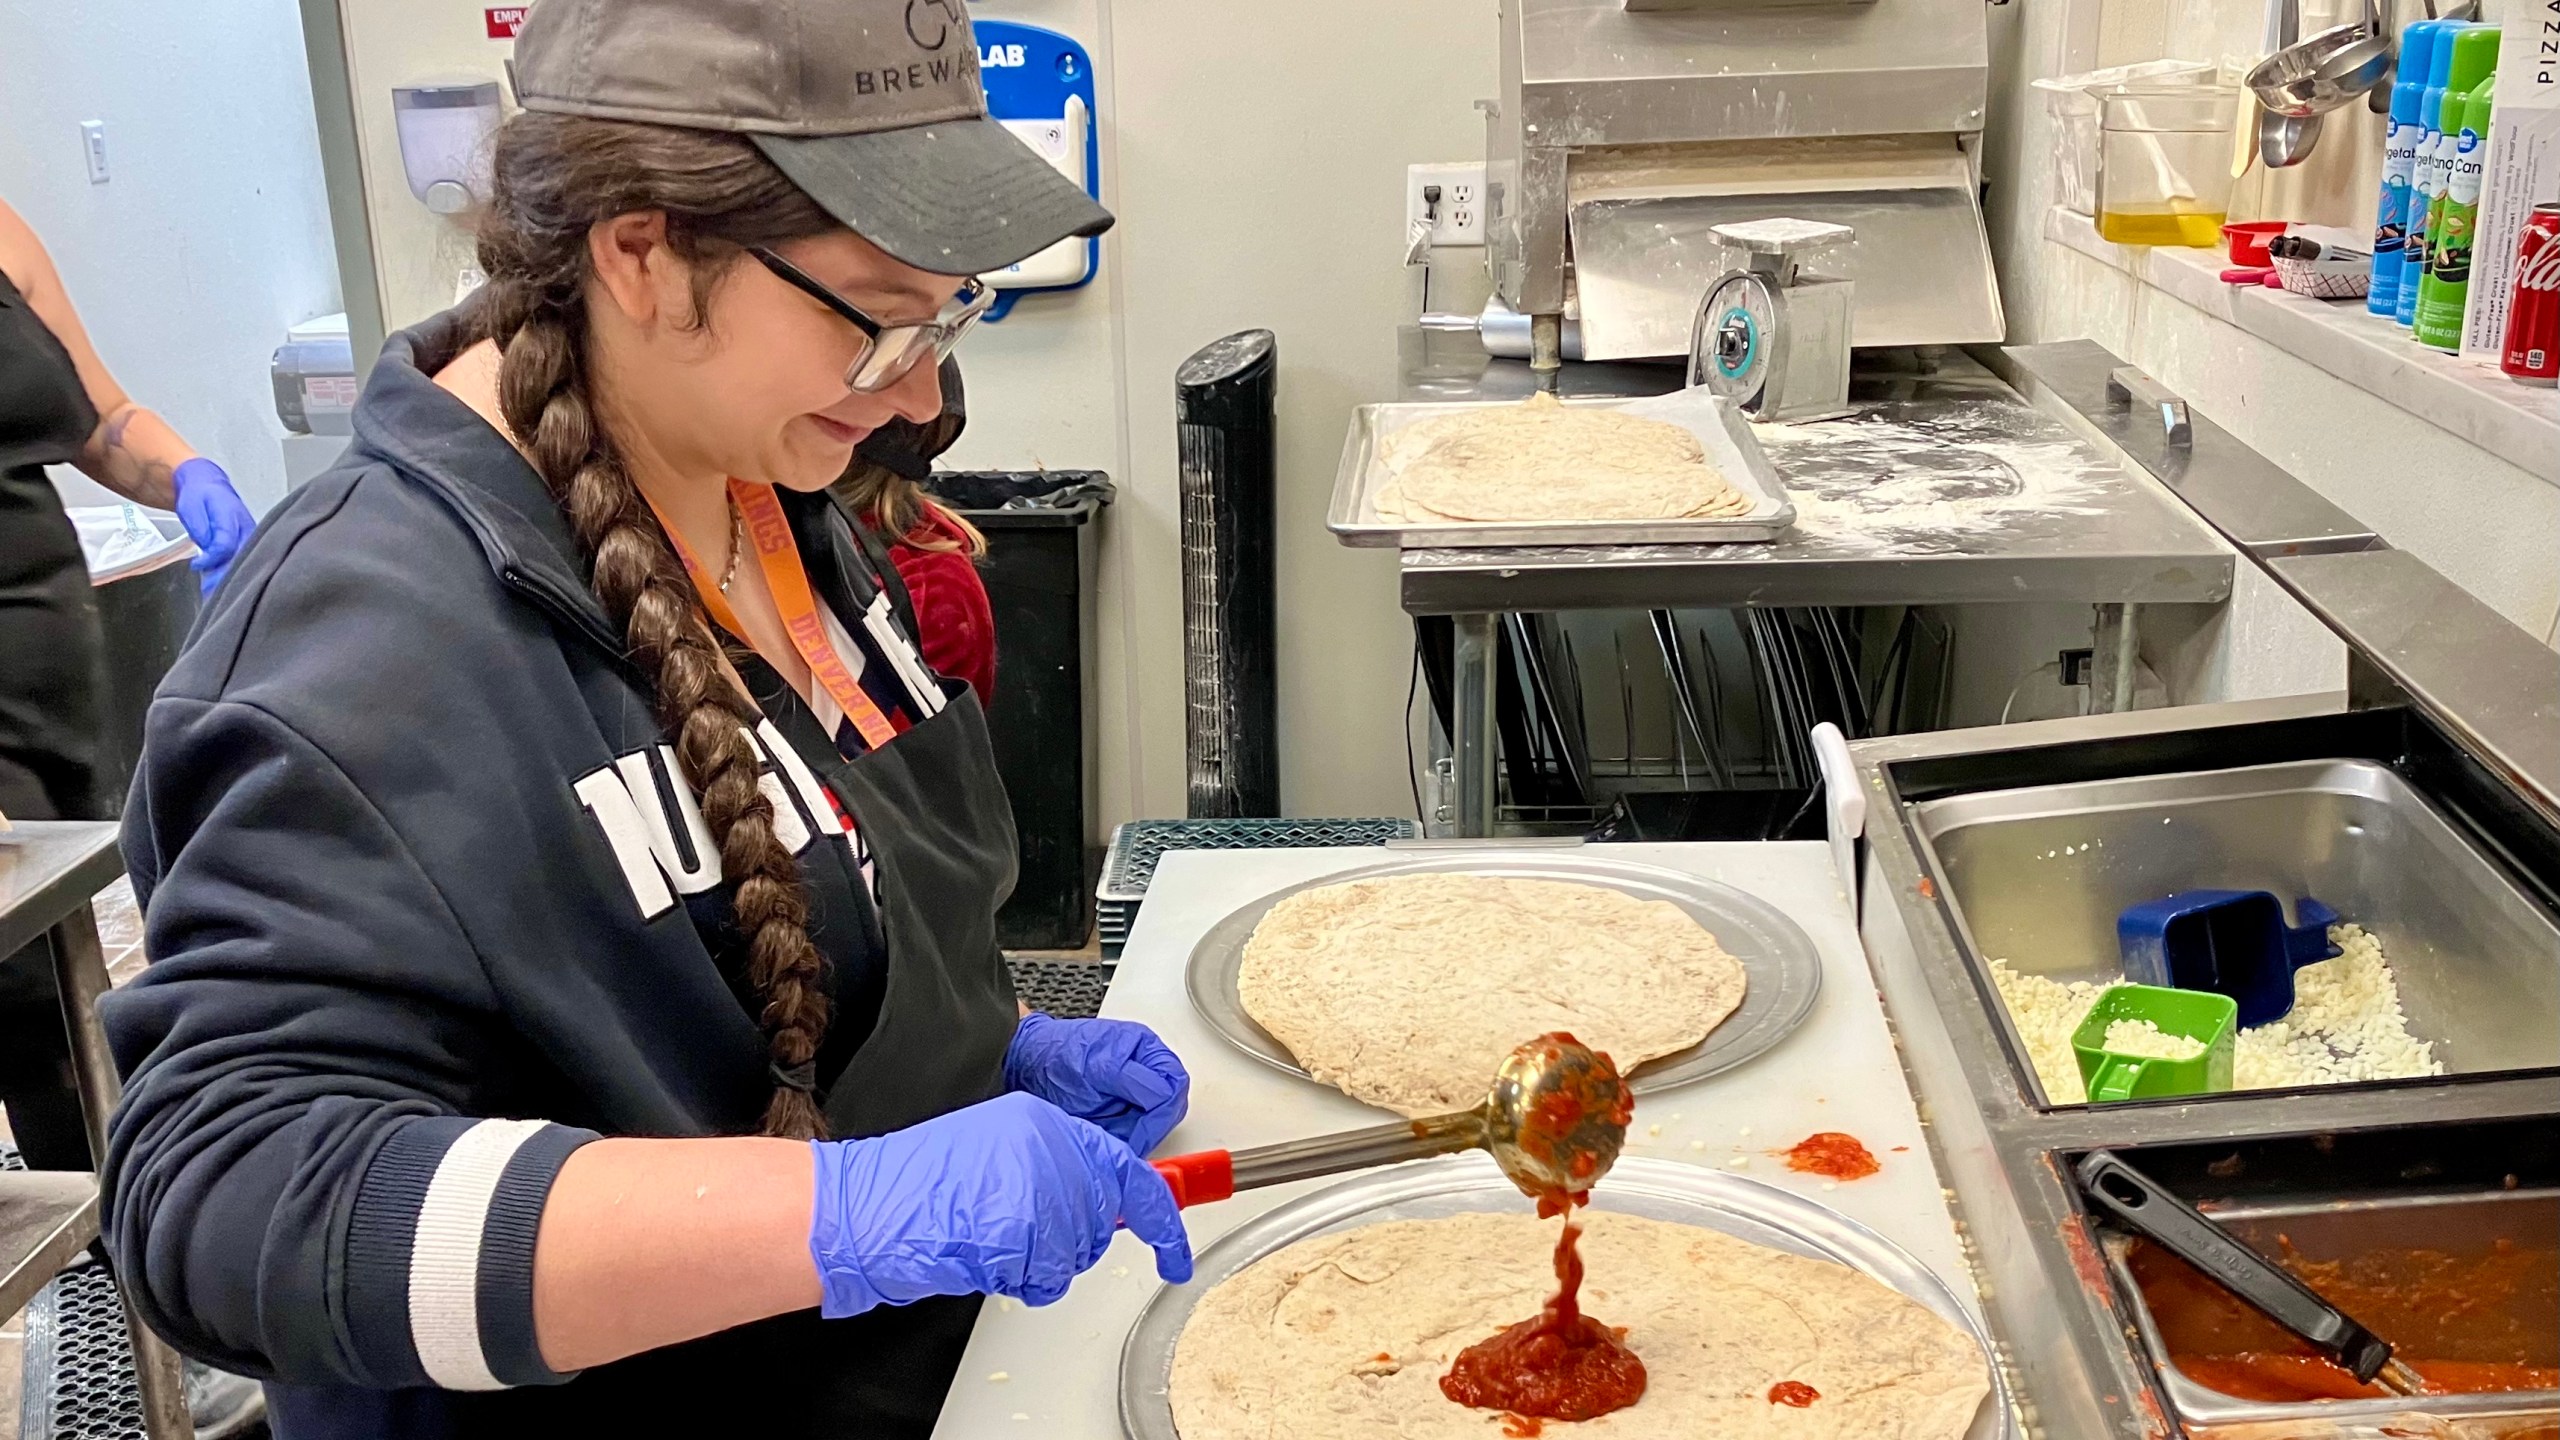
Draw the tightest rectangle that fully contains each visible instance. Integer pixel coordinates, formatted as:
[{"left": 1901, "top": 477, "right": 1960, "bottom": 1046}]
[{"left": 1690, "top": 218, "right": 1859, "bottom": 423}]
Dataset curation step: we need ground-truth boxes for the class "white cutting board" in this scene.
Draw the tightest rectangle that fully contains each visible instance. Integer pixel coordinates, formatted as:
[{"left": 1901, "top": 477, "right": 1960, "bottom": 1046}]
[{"left": 930, "top": 841, "right": 1983, "bottom": 1438}]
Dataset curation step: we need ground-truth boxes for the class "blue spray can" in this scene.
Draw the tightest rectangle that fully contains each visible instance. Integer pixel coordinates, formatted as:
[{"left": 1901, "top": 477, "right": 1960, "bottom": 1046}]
[
  {"left": 2370, "top": 21, "right": 2450, "bottom": 314},
  {"left": 2399, "top": 22, "right": 2471, "bottom": 326}
]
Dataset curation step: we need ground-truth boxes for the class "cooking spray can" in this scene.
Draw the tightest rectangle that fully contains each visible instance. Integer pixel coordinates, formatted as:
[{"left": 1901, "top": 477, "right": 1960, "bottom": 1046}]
[
  {"left": 2415, "top": 65, "right": 2499, "bottom": 349},
  {"left": 2370, "top": 21, "right": 2451, "bottom": 314},
  {"left": 2398, "top": 22, "right": 2472, "bottom": 326}
]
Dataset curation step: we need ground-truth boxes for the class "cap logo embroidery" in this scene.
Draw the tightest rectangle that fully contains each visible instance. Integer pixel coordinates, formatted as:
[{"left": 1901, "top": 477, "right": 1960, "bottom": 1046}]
[{"left": 905, "top": 0, "right": 966, "bottom": 50}]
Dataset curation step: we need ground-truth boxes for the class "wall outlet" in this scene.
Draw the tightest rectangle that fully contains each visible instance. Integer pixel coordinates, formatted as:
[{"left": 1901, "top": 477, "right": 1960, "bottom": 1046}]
[{"left": 1406, "top": 161, "right": 1486, "bottom": 248}]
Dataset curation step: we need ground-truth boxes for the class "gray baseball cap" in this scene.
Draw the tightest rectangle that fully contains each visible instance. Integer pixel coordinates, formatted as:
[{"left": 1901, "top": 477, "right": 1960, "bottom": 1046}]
[{"left": 511, "top": 0, "right": 1111, "bottom": 277}]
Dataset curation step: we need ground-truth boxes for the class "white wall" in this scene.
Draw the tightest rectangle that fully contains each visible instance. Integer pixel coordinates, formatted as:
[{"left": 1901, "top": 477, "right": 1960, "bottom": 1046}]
[
  {"left": 1981, "top": 0, "right": 2560, "bottom": 665},
  {"left": 1, "top": 0, "right": 341, "bottom": 516},
  {"left": 952, "top": 0, "right": 1495, "bottom": 830}
]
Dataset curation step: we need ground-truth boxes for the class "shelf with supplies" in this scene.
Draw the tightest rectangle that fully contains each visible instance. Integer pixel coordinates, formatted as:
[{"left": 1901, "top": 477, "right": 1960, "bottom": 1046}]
[{"left": 2044, "top": 206, "right": 2556, "bottom": 482}]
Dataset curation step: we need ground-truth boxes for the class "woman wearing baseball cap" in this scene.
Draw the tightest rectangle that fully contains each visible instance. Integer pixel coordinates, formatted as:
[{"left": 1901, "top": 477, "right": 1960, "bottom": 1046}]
[{"left": 98, "top": 2, "right": 1188, "bottom": 1435}]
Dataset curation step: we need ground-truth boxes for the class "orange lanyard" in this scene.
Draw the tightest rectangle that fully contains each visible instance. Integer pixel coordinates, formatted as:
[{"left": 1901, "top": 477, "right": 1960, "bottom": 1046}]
[{"left": 650, "top": 478, "right": 899, "bottom": 751}]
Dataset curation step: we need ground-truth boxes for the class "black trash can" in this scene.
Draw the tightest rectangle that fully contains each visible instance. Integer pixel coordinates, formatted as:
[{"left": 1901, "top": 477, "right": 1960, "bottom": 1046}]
[{"left": 919, "top": 470, "right": 1112, "bottom": 950}]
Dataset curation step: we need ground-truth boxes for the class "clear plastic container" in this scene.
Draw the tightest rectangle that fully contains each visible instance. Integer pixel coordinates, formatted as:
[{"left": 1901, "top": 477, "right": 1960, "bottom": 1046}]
[
  {"left": 2034, "top": 59, "right": 2218, "bottom": 216},
  {"left": 2095, "top": 85, "right": 2242, "bottom": 247}
]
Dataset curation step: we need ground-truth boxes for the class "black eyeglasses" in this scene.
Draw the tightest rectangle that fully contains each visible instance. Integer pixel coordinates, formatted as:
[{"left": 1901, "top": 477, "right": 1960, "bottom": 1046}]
[{"left": 749, "top": 247, "right": 992, "bottom": 394}]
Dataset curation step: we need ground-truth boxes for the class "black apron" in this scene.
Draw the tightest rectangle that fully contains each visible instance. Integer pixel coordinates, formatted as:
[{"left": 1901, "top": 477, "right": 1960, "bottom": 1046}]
[
  {"left": 0, "top": 264, "right": 104, "bottom": 822},
  {"left": 0, "top": 264, "right": 107, "bottom": 1176},
  {"left": 310, "top": 510, "right": 1024, "bottom": 1440}
]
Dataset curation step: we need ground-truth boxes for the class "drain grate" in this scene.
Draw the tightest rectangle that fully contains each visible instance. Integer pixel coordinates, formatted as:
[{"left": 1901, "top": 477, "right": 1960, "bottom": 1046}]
[
  {"left": 1007, "top": 959, "right": 1113, "bottom": 1020},
  {"left": 20, "top": 1260, "right": 147, "bottom": 1440},
  {"left": 1094, "top": 818, "right": 1417, "bottom": 957},
  {"left": 6, "top": 1143, "right": 148, "bottom": 1440}
]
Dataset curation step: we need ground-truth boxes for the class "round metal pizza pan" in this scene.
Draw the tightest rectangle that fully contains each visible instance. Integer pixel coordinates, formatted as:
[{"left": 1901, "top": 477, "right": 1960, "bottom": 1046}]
[
  {"left": 1182, "top": 850, "right": 1823, "bottom": 1100},
  {"left": 1118, "top": 1153, "right": 2010, "bottom": 1440}
]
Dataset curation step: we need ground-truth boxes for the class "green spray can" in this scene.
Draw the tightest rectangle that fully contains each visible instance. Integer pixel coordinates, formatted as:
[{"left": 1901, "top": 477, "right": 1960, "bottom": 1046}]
[{"left": 2414, "top": 27, "right": 2500, "bottom": 350}]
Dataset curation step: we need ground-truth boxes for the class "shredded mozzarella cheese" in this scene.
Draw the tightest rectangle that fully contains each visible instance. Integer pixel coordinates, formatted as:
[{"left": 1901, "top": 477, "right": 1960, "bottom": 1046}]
[
  {"left": 1989, "top": 923, "right": 2440, "bottom": 1101},
  {"left": 2101, "top": 1019, "right": 2208, "bottom": 1060}
]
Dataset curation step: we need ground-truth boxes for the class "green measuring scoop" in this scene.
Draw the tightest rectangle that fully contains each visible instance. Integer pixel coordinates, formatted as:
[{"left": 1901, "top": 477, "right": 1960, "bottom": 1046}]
[{"left": 2070, "top": 984, "right": 2238, "bottom": 1102}]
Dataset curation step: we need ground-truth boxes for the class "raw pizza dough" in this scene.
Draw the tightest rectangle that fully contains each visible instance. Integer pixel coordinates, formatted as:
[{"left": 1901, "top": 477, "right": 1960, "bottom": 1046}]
[
  {"left": 1237, "top": 874, "right": 1745, "bottom": 1117},
  {"left": 1169, "top": 1210, "right": 1991, "bottom": 1439},
  {"left": 1374, "top": 392, "right": 1753, "bottom": 524}
]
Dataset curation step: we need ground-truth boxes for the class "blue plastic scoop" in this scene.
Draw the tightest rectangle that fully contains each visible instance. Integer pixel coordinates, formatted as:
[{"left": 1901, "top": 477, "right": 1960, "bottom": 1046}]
[{"left": 2117, "top": 890, "right": 2341, "bottom": 1028}]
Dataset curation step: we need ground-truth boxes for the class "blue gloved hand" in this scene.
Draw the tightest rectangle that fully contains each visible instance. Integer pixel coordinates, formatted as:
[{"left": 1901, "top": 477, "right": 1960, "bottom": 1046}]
[
  {"left": 1003, "top": 1012, "right": 1190, "bottom": 1157},
  {"left": 807, "top": 1090, "right": 1192, "bottom": 1319},
  {"left": 171, "top": 457, "right": 254, "bottom": 596}
]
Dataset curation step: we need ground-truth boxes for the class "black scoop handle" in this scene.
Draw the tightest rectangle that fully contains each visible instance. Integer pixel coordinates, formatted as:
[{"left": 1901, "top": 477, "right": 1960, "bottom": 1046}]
[{"left": 2076, "top": 1150, "right": 2395, "bottom": 1384}]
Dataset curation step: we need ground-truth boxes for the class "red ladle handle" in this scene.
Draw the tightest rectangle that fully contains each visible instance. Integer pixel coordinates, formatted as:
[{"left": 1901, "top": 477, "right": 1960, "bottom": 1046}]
[{"left": 1151, "top": 1150, "right": 1236, "bottom": 1208}]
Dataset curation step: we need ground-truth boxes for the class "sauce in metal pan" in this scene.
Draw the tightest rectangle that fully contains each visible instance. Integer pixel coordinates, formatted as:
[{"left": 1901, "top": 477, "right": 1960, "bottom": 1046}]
[{"left": 2129, "top": 1232, "right": 2559, "bottom": 1402}]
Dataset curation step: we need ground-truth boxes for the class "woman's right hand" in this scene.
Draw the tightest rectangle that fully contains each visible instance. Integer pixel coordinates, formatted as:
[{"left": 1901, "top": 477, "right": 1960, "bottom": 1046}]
[{"left": 808, "top": 1091, "right": 1193, "bottom": 1319}]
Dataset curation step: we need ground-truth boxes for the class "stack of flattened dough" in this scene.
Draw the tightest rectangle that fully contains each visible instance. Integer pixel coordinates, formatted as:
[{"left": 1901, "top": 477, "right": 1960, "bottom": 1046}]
[
  {"left": 1374, "top": 392, "right": 1754, "bottom": 524},
  {"left": 1169, "top": 1210, "right": 1991, "bottom": 1439},
  {"left": 1237, "top": 873, "right": 1746, "bottom": 1117}
]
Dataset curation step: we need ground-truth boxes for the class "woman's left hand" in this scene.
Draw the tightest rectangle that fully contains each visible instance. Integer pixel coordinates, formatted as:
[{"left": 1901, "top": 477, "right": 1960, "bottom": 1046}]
[
  {"left": 172, "top": 457, "right": 255, "bottom": 596},
  {"left": 1002, "top": 1013, "right": 1190, "bottom": 1156}
]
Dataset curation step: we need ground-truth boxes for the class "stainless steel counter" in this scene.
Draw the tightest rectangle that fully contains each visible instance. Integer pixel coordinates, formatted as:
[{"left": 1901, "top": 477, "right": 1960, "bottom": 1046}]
[
  {"left": 1388, "top": 332, "right": 2237, "bottom": 834},
  {"left": 2007, "top": 339, "right": 2560, "bottom": 830},
  {"left": 1393, "top": 342, "right": 2233, "bottom": 615}
]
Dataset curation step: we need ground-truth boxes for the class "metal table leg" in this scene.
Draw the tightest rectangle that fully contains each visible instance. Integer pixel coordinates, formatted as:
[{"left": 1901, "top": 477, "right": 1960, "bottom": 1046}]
[
  {"left": 50, "top": 904, "right": 195, "bottom": 1440},
  {"left": 1450, "top": 614, "right": 1501, "bottom": 836},
  {"left": 2095, "top": 602, "right": 2142, "bottom": 713}
]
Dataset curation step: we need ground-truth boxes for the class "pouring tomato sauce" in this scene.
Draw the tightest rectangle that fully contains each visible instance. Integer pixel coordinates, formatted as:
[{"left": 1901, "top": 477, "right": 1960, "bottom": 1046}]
[{"left": 1441, "top": 1034, "right": 1647, "bottom": 1422}]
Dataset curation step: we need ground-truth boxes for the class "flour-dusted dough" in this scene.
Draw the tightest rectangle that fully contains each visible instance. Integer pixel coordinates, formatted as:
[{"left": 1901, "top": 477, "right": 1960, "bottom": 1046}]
[
  {"left": 1169, "top": 1211, "right": 1991, "bottom": 1440},
  {"left": 1237, "top": 874, "right": 1745, "bottom": 1118},
  {"left": 1375, "top": 392, "right": 1753, "bottom": 524}
]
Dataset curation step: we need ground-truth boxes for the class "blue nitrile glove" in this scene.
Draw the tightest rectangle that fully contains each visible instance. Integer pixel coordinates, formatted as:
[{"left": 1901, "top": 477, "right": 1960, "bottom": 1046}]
[
  {"left": 1003, "top": 1012, "right": 1191, "bottom": 1157},
  {"left": 807, "top": 1090, "right": 1192, "bottom": 1319},
  {"left": 171, "top": 457, "right": 254, "bottom": 596}
]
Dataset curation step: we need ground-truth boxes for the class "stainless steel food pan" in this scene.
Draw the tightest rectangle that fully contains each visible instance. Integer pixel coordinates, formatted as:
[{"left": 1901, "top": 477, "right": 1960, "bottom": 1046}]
[
  {"left": 2102, "top": 1187, "right": 2558, "bottom": 1433},
  {"left": 1910, "top": 759, "right": 2560, "bottom": 1097}
]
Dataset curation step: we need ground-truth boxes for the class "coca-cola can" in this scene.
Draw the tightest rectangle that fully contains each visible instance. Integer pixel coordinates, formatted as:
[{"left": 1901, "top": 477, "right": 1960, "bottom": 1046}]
[{"left": 2504, "top": 202, "right": 2559, "bottom": 386}]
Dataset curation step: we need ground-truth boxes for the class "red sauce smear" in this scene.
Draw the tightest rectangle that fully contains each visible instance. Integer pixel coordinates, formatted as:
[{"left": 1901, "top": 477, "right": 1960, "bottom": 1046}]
[
  {"left": 1778, "top": 1131, "right": 1881, "bottom": 1181},
  {"left": 1767, "top": 1380, "right": 1822, "bottom": 1407},
  {"left": 1441, "top": 1196, "right": 1648, "bottom": 1421},
  {"left": 1499, "top": 1415, "right": 1544, "bottom": 1438}
]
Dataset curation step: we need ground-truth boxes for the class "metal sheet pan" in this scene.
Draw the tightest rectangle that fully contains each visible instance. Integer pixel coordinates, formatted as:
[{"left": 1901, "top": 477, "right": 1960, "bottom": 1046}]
[
  {"left": 1329, "top": 388, "right": 1796, "bottom": 549},
  {"left": 1183, "top": 850, "right": 1821, "bottom": 1100},
  {"left": 1118, "top": 1154, "right": 2011, "bottom": 1440}
]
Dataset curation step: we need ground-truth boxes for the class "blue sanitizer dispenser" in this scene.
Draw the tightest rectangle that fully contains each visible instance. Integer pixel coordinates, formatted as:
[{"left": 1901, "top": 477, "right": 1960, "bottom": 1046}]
[{"left": 974, "top": 20, "right": 1102, "bottom": 320}]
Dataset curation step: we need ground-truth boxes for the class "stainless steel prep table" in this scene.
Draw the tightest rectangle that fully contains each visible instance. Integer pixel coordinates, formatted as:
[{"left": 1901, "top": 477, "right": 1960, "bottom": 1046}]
[
  {"left": 1388, "top": 336, "right": 2236, "bottom": 835},
  {"left": 0, "top": 822, "right": 193, "bottom": 1439}
]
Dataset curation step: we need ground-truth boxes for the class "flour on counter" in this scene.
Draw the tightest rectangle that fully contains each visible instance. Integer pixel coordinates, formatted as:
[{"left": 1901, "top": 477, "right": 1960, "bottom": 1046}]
[{"left": 1755, "top": 409, "right": 2115, "bottom": 555}]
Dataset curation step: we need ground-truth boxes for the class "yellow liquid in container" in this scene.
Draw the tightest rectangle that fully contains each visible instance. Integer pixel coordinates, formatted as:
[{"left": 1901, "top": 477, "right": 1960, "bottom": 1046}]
[{"left": 2097, "top": 206, "right": 2228, "bottom": 247}]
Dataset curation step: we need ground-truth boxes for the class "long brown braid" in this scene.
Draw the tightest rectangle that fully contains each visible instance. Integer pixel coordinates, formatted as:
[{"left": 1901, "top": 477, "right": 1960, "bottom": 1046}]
[{"left": 472, "top": 113, "right": 845, "bottom": 1139}]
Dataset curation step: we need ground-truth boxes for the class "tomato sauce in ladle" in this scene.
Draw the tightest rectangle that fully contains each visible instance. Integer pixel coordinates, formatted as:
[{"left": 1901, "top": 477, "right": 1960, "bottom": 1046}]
[{"left": 1440, "top": 1033, "right": 1648, "bottom": 1423}]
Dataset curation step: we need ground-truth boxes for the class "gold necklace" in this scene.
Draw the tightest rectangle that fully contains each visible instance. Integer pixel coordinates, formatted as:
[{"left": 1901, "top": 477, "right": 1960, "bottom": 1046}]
[{"left": 716, "top": 496, "right": 746, "bottom": 594}]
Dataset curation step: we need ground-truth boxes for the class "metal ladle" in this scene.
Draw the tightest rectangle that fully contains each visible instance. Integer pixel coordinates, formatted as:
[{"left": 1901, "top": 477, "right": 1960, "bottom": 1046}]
[
  {"left": 2257, "top": 0, "right": 2326, "bottom": 168},
  {"left": 1149, "top": 1033, "right": 1634, "bottom": 1209}
]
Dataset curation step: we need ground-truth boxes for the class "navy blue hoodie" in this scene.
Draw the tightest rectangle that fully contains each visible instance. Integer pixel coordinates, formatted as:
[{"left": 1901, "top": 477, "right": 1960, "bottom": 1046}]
[{"left": 100, "top": 313, "right": 992, "bottom": 1434}]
